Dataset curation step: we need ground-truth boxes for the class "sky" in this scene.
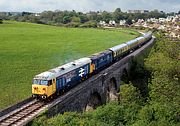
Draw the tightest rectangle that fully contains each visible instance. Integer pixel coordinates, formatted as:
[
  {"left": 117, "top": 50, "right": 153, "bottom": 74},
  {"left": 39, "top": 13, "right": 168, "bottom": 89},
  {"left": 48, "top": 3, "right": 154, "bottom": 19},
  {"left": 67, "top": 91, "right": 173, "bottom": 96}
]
[{"left": 0, "top": 0, "right": 179, "bottom": 13}]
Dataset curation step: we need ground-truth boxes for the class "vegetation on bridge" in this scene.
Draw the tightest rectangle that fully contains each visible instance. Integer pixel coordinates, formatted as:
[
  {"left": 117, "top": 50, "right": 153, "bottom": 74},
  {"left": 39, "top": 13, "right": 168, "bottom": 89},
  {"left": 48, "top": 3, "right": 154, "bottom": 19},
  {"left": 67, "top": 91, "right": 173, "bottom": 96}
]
[{"left": 31, "top": 32, "right": 180, "bottom": 126}]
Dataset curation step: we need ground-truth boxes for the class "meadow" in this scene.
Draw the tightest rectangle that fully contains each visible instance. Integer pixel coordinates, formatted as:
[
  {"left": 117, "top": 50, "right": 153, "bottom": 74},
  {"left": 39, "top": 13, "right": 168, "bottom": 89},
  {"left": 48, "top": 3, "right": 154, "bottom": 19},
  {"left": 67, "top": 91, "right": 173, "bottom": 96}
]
[{"left": 0, "top": 21, "right": 139, "bottom": 109}]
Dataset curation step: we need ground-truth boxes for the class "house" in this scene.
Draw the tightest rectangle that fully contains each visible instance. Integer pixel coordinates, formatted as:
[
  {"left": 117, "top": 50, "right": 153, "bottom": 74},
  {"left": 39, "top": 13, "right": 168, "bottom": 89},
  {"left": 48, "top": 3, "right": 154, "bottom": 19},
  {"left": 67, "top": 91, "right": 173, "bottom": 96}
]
[
  {"left": 138, "top": 19, "right": 144, "bottom": 23},
  {"left": 170, "top": 31, "right": 180, "bottom": 38},
  {"left": 166, "top": 16, "right": 173, "bottom": 22},
  {"left": 158, "top": 25, "right": 165, "bottom": 30},
  {"left": 99, "top": 21, "right": 107, "bottom": 26},
  {"left": 159, "top": 18, "right": 166, "bottom": 23},
  {"left": 34, "top": 13, "right": 40, "bottom": 17},
  {"left": 109, "top": 20, "right": 116, "bottom": 26},
  {"left": 119, "top": 20, "right": 126, "bottom": 26}
]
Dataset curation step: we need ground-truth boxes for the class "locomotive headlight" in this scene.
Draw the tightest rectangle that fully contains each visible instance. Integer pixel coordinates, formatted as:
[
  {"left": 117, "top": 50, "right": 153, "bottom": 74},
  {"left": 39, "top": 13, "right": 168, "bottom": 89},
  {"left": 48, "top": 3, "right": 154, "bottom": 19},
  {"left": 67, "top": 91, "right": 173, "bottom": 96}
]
[
  {"left": 42, "top": 95, "right": 47, "bottom": 99},
  {"left": 34, "top": 87, "right": 38, "bottom": 90}
]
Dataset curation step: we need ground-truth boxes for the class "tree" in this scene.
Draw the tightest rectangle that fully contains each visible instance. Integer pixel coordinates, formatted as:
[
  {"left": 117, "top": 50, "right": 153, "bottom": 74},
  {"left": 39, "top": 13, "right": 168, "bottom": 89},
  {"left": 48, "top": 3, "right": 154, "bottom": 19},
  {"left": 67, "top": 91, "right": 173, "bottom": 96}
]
[
  {"left": 114, "top": 8, "right": 122, "bottom": 13},
  {"left": 41, "top": 11, "right": 54, "bottom": 21},
  {"left": 63, "top": 16, "right": 71, "bottom": 24},
  {"left": 102, "top": 11, "right": 112, "bottom": 23},
  {"left": 178, "top": 10, "right": 180, "bottom": 14},
  {"left": 0, "top": 18, "right": 3, "bottom": 24},
  {"left": 126, "top": 17, "right": 133, "bottom": 25},
  {"left": 113, "top": 8, "right": 123, "bottom": 22},
  {"left": 71, "top": 16, "right": 80, "bottom": 23},
  {"left": 79, "top": 14, "right": 89, "bottom": 23},
  {"left": 87, "top": 11, "right": 98, "bottom": 21},
  {"left": 54, "top": 16, "right": 63, "bottom": 23},
  {"left": 0, "top": 12, "right": 9, "bottom": 20},
  {"left": 80, "top": 20, "right": 97, "bottom": 28},
  {"left": 22, "top": 12, "right": 32, "bottom": 16},
  {"left": 144, "top": 33, "right": 180, "bottom": 123},
  {"left": 120, "top": 83, "right": 142, "bottom": 105}
]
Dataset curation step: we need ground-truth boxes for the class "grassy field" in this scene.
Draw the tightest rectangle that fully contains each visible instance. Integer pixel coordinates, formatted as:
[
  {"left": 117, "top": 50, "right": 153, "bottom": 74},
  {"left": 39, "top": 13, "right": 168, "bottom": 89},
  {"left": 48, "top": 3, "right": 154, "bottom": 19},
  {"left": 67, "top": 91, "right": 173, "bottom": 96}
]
[{"left": 0, "top": 21, "right": 139, "bottom": 109}]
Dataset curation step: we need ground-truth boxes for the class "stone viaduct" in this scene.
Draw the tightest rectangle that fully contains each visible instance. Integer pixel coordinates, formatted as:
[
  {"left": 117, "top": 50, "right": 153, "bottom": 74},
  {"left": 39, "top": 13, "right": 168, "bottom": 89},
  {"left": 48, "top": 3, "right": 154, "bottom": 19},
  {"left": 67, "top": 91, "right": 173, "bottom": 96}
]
[{"left": 47, "top": 37, "right": 155, "bottom": 117}]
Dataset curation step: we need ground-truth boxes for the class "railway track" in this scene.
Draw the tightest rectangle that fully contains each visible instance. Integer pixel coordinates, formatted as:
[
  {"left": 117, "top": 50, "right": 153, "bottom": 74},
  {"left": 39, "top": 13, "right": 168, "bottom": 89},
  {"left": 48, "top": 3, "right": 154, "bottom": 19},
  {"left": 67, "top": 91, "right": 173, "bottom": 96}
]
[{"left": 0, "top": 100, "right": 47, "bottom": 126}]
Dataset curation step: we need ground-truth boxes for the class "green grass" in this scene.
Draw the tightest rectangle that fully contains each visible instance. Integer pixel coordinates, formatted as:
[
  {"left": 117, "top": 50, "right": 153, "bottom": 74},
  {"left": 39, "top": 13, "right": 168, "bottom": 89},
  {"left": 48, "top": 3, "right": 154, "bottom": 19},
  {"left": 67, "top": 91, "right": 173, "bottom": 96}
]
[{"left": 0, "top": 21, "right": 139, "bottom": 109}]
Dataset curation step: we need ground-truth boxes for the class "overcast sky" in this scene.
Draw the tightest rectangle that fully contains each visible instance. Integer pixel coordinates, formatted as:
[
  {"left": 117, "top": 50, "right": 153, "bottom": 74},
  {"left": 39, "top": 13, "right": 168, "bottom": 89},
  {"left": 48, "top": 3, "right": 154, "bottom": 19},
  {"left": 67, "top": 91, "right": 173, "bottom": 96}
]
[{"left": 0, "top": 0, "right": 179, "bottom": 13}]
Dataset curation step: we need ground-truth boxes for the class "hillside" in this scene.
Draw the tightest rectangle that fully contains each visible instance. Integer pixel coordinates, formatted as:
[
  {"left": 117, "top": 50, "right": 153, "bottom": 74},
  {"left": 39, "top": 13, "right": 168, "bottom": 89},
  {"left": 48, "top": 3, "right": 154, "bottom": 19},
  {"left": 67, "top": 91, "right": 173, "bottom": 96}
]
[{"left": 0, "top": 21, "right": 139, "bottom": 109}]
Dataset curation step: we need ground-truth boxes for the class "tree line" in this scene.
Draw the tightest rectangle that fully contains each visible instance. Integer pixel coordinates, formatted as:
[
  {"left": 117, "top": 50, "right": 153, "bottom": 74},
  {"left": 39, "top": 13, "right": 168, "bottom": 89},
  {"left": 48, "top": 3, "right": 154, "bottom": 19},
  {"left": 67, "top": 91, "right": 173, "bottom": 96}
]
[{"left": 1, "top": 8, "right": 179, "bottom": 27}]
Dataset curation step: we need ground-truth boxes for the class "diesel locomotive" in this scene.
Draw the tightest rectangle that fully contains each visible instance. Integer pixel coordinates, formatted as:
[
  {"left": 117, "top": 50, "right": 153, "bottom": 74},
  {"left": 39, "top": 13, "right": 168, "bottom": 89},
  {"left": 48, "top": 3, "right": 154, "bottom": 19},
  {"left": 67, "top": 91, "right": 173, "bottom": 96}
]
[{"left": 32, "top": 32, "right": 152, "bottom": 100}]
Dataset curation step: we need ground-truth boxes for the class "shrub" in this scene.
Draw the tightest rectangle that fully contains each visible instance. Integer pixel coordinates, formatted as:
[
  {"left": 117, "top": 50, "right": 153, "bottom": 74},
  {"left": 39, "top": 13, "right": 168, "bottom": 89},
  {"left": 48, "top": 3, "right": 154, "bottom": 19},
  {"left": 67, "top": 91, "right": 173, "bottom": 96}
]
[
  {"left": 80, "top": 21, "right": 97, "bottom": 28},
  {"left": 65, "top": 22, "right": 80, "bottom": 27},
  {"left": 0, "top": 19, "right": 3, "bottom": 24}
]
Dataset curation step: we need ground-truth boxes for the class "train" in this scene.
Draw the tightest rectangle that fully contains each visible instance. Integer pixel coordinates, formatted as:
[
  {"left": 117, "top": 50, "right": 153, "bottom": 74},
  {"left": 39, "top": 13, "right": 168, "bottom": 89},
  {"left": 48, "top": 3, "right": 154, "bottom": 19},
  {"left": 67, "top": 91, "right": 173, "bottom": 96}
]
[{"left": 32, "top": 32, "right": 152, "bottom": 100}]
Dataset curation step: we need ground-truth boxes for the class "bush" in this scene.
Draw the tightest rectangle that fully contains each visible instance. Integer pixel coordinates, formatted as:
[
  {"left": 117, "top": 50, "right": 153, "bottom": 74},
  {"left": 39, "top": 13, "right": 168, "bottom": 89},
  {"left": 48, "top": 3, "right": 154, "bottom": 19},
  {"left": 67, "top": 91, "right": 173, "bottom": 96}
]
[
  {"left": 64, "top": 22, "right": 80, "bottom": 28},
  {"left": 80, "top": 21, "right": 97, "bottom": 28},
  {"left": 0, "top": 19, "right": 3, "bottom": 24},
  {"left": 120, "top": 83, "right": 142, "bottom": 105}
]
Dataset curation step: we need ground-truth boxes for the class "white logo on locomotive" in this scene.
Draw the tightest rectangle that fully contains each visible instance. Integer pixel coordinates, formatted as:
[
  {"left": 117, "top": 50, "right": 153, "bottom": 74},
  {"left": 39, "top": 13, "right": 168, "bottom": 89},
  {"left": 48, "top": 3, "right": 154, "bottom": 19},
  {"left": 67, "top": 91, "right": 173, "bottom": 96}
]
[{"left": 79, "top": 68, "right": 85, "bottom": 77}]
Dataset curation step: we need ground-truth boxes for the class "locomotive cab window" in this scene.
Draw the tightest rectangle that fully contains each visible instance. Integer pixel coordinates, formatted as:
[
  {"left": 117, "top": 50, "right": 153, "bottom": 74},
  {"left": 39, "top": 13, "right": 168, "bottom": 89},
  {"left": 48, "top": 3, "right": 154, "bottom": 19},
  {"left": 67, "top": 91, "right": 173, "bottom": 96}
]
[
  {"left": 48, "top": 80, "right": 52, "bottom": 86},
  {"left": 41, "top": 80, "right": 48, "bottom": 85},
  {"left": 33, "top": 79, "right": 49, "bottom": 85},
  {"left": 33, "top": 79, "right": 40, "bottom": 84}
]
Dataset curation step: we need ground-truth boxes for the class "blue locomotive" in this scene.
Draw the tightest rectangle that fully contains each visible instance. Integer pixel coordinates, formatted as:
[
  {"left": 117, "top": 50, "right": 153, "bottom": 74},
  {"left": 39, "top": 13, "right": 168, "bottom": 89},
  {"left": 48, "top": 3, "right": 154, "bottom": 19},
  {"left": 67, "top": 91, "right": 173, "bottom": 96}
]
[{"left": 32, "top": 32, "right": 152, "bottom": 99}]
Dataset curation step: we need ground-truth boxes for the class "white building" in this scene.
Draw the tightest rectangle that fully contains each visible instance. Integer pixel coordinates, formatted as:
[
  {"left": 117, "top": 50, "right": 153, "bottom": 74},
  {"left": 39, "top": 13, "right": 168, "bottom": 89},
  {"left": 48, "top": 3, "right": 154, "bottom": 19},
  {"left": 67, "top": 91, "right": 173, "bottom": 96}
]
[
  {"left": 35, "top": 13, "right": 40, "bottom": 17},
  {"left": 99, "top": 21, "right": 106, "bottom": 26},
  {"left": 109, "top": 20, "right": 116, "bottom": 26},
  {"left": 159, "top": 18, "right": 166, "bottom": 23},
  {"left": 138, "top": 19, "right": 144, "bottom": 23},
  {"left": 119, "top": 20, "right": 126, "bottom": 25},
  {"left": 147, "top": 18, "right": 158, "bottom": 23},
  {"left": 158, "top": 25, "right": 165, "bottom": 30}
]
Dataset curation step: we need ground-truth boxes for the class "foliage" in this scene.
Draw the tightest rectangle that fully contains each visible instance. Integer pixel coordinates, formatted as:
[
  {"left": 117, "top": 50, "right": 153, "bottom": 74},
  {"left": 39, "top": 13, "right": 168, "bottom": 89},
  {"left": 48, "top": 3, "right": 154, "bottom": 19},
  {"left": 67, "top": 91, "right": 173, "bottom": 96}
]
[
  {"left": 64, "top": 22, "right": 80, "bottom": 28},
  {"left": 143, "top": 32, "right": 180, "bottom": 125},
  {"left": 0, "top": 21, "right": 138, "bottom": 109},
  {"left": 71, "top": 16, "right": 81, "bottom": 23},
  {"left": 63, "top": 16, "right": 71, "bottom": 24},
  {"left": 0, "top": 19, "right": 2, "bottom": 24},
  {"left": 120, "top": 84, "right": 142, "bottom": 105},
  {"left": 80, "top": 20, "right": 97, "bottom": 28},
  {"left": 1, "top": 9, "right": 170, "bottom": 28}
]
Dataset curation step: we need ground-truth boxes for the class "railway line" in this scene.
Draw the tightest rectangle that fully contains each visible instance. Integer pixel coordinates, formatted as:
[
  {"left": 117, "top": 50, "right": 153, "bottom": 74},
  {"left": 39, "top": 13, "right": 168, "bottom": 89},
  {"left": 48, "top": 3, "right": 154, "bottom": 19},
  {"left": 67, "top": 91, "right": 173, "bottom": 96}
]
[{"left": 0, "top": 100, "right": 47, "bottom": 126}]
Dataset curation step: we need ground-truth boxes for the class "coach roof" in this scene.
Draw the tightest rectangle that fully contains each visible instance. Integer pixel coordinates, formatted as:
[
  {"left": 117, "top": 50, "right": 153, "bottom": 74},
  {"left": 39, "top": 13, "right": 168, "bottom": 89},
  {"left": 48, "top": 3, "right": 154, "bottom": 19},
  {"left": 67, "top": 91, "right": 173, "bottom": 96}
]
[{"left": 109, "top": 43, "right": 128, "bottom": 52}]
